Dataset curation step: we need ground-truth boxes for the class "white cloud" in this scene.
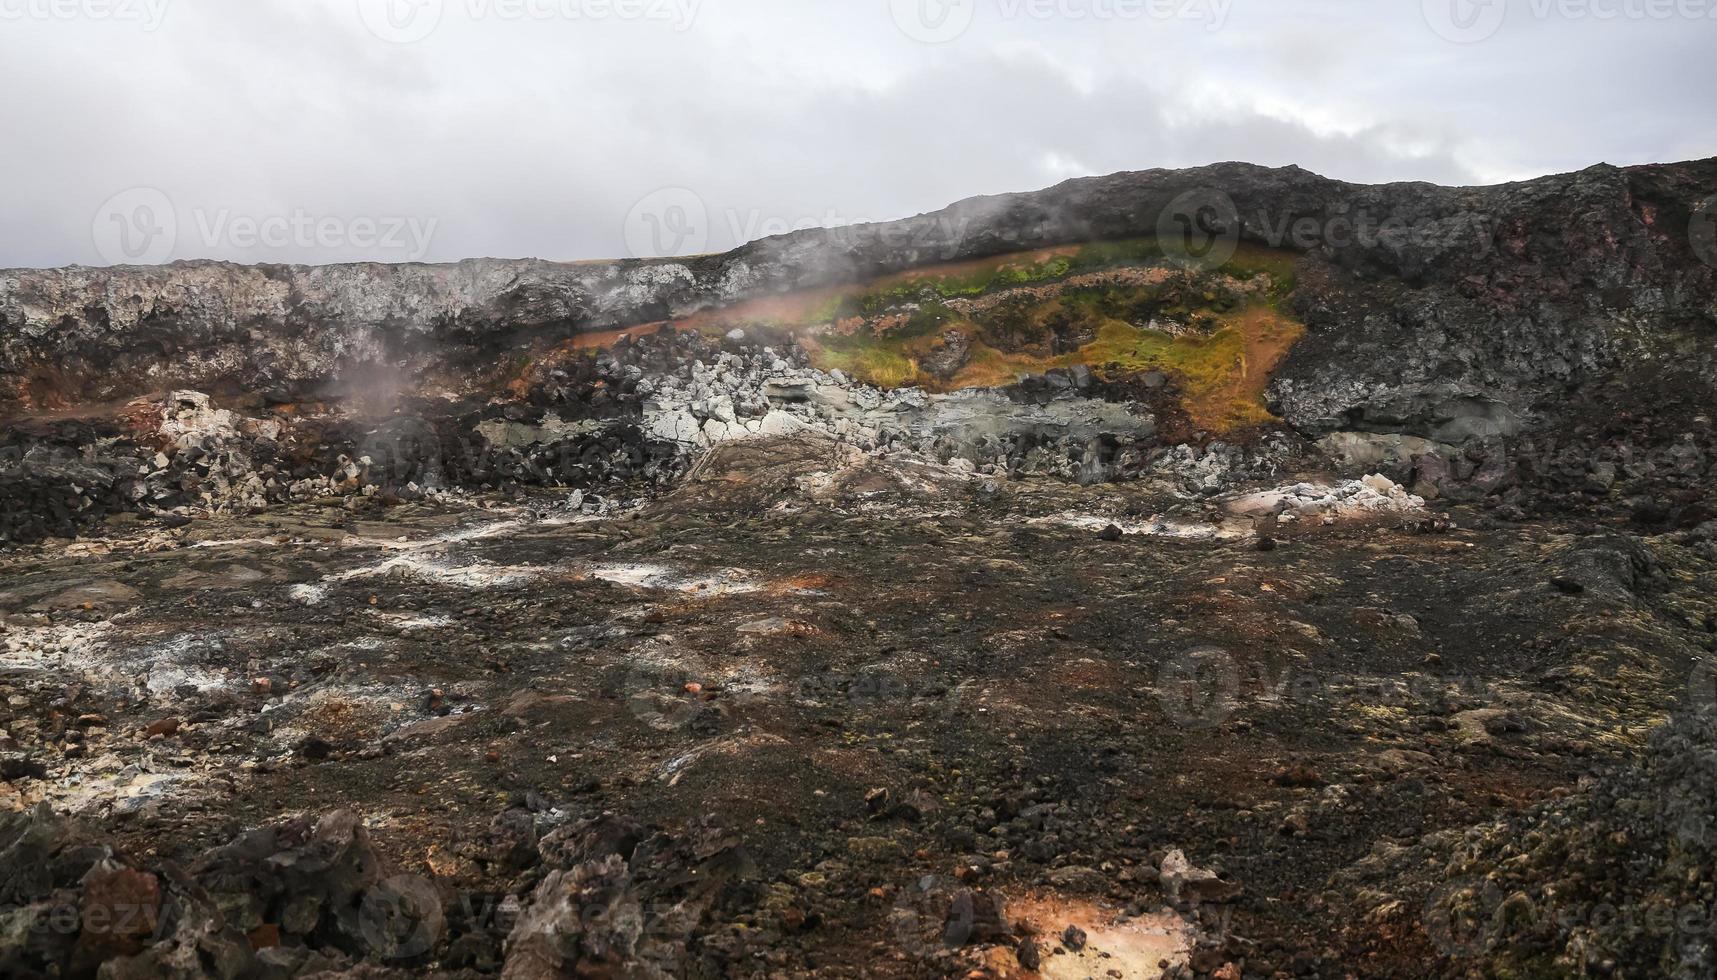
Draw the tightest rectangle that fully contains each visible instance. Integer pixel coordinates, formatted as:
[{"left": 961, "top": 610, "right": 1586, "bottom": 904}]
[{"left": 0, "top": 0, "right": 1710, "bottom": 267}]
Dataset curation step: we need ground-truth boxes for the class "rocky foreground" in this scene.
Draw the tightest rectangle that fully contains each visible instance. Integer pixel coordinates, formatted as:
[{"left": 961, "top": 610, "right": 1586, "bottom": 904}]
[{"left": 2, "top": 160, "right": 1716, "bottom": 978}]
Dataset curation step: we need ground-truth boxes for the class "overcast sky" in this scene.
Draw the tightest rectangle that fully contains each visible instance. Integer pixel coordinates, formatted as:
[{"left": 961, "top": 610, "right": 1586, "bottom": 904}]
[{"left": 2, "top": 0, "right": 1713, "bottom": 267}]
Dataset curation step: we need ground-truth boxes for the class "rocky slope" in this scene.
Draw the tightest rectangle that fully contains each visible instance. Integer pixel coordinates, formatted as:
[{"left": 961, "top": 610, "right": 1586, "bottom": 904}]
[
  {"left": 6, "top": 159, "right": 1715, "bottom": 425},
  {"left": 1, "top": 437, "right": 1713, "bottom": 980},
  {"left": 3, "top": 161, "right": 1714, "bottom": 542},
  {"left": 4, "top": 159, "right": 1717, "bottom": 980}
]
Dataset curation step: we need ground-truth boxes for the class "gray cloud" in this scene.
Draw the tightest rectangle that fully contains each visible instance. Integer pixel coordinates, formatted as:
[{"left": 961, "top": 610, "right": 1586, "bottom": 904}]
[{"left": 1, "top": 0, "right": 1712, "bottom": 267}]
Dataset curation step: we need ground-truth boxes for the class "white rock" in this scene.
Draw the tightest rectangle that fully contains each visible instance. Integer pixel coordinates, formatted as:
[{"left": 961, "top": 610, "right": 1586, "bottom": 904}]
[
  {"left": 1361, "top": 473, "right": 1398, "bottom": 494},
  {"left": 756, "top": 411, "right": 809, "bottom": 437},
  {"left": 645, "top": 409, "right": 702, "bottom": 445}
]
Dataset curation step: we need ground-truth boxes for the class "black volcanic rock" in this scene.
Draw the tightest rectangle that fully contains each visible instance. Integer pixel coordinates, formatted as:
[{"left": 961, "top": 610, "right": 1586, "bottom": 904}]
[
  {"left": 1, "top": 159, "right": 1714, "bottom": 539},
  {"left": 4, "top": 159, "right": 1713, "bottom": 429}
]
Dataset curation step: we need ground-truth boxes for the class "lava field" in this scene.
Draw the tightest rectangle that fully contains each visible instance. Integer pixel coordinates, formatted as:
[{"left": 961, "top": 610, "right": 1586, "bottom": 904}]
[{"left": 4, "top": 159, "right": 1717, "bottom": 979}]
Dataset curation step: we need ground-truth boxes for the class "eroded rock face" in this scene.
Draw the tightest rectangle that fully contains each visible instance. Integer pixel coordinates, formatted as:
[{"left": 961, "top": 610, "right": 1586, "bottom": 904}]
[
  {"left": 5, "top": 160, "right": 1714, "bottom": 424},
  {"left": 2, "top": 159, "right": 1715, "bottom": 543},
  {"left": 1271, "top": 162, "right": 1717, "bottom": 434},
  {"left": 0, "top": 259, "right": 705, "bottom": 407},
  {"left": 638, "top": 349, "right": 1164, "bottom": 483},
  {"left": 0, "top": 327, "right": 1302, "bottom": 543}
]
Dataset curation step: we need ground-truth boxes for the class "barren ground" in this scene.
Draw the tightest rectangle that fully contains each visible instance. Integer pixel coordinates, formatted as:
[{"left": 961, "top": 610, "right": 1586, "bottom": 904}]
[{"left": 6, "top": 437, "right": 1709, "bottom": 978}]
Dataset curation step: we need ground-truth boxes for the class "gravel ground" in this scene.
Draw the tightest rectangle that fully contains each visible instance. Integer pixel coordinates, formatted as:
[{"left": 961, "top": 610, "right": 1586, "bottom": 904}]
[{"left": 4, "top": 437, "right": 1712, "bottom": 978}]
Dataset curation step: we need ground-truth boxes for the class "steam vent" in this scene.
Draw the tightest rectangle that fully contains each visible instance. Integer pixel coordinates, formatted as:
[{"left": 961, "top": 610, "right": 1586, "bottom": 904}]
[{"left": 4, "top": 159, "right": 1717, "bottom": 979}]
